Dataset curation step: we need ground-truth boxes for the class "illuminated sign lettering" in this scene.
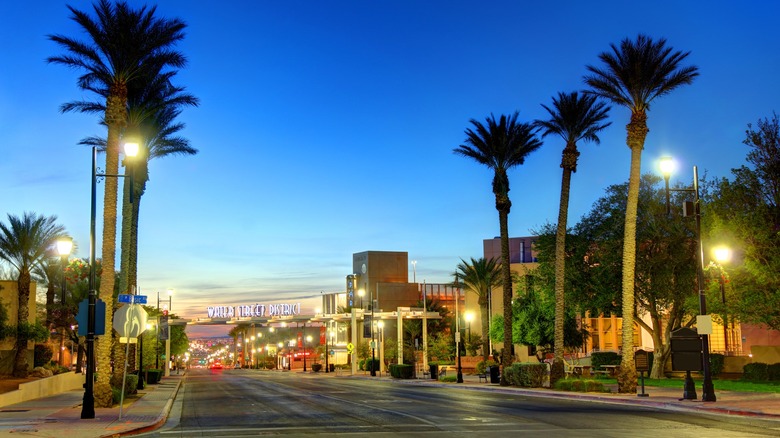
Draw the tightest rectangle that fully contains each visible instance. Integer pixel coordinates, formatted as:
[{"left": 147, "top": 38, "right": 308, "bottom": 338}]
[{"left": 206, "top": 303, "right": 302, "bottom": 319}]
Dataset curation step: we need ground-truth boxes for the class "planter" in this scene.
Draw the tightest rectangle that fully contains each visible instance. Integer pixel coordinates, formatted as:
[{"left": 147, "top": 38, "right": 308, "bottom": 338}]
[{"left": 312, "top": 364, "right": 322, "bottom": 372}]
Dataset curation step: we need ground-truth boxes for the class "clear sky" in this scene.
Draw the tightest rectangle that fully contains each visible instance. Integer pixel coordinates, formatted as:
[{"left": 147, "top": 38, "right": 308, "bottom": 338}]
[{"left": 2, "top": 1, "right": 778, "bottom": 338}]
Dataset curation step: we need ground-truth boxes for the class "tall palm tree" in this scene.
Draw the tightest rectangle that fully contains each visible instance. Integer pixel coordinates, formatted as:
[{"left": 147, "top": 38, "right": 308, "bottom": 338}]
[
  {"left": 454, "top": 112, "right": 542, "bottom": 384},
  {"left": 534, "top": 92, "right": 610, "bottom": 384},
  {"left": 455, "top": 257, "right": 502, "bottom": 361},
  {"left": 79, "top": 73, "right": 198, "bottom": 297},
  {"left": 0, "top": 212, "right": 65, "bottom": 377},
  {"left": 48, "top": 0, "right": 188, "bottom": 405},
  {"left": 584, "top": 34, "right": 698, "bottom": 393}
]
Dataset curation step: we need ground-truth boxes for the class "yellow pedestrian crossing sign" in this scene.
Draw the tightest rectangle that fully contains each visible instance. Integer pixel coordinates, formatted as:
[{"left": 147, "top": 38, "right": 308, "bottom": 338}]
[{"left": 347, "top": 343, "right": 354, "bottom": 354}]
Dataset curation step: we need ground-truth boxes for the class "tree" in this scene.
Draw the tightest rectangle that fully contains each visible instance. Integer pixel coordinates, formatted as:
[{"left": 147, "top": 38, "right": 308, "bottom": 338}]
[
  {"left": 0, "top": 213, "right": 66, "bottom": 377},
  {"left": 562, "top": 174, "right": 699, "bottom": 378},
  {"left": 454, "top": 112, "right": 542, "bottom": 384},
  {"left": 455, "top": 257, "right": 502, "bottom": 361},
  {"left": 703, "top": 113, "right": 780, "bottom": 331},
  {"left": 49, "top": 0, "right": 188, "bottom": 405},
  {"left": 534, "top": 91, "right": 610, "bottom": 384},
  {"left": 584, "top": 34, "right": 699, "bottom": 392}
]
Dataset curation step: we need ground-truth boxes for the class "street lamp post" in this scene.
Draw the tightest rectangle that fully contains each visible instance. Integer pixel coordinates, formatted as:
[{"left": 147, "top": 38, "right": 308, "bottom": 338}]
[
  {"left": 81, "top": 142, "right": 137, "bottom": 419},
  {"left": 325, "top": 323, "right": 330, "bottom": 373},
  {"left": 56, "top": 237, "right": 73, "bottom": 367},
  {"left": 377, "top": 320, "right": 385, "bottom": 375},
  {"left": 455, "top": 274, "right": 463, "bottom": 383},
  {"left": 660, "top": 158, "right": 716, "bottom": 402},
  {"left": 713, "top": 246, "right": 732, "bottom": 354}
]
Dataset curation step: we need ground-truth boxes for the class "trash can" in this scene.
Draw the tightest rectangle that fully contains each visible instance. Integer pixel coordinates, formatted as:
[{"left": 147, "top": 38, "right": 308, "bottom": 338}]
[
  {"left": 328, "top": 364, "right": 335, "bottom": 372},
  {"left": 489, "top": 365, "right": 500, "bottom": 383},
  {"left": 429, "top": 364, "right": 438, "bottom": 380}
]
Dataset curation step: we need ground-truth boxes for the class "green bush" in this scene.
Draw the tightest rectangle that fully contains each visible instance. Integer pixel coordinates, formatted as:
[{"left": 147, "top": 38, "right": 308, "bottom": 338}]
[
  {"left": 476, "top": 359, "right": 498, "bottom": 375},
  {"left": 146, "top": 369, "right": 162, "bottom": 384},
  {"left": 389, "top": 364, "right": 414, "bottom": 379},
  {"left": 439, "top": 375, "right": 457, "bottom": 382},
  {"left": 768, "top": 363, "right": 780, "bottom": 381},
  {"left": 34, "top": 344, "right": 53, "bottom": 367},
  {"left": 110, "top": 373, "right": 139, "bottom": 396},
  {"left": 742, "top": 363, "right": 769, "bottom": 381},
  {"left": 554, "top": 378, "right": 608, "bottom": 393},
  {"left": 708, "top": 353, "right": 725, "bottom": 377},
  {"left": 365, "top": 358, "right": 380, "bottom": 372},
  {"left": 112, "top": 387, "right": 123, "bottom": 404},
  {"left": 358, "top": 359, "right": 366, "bottom": 371},
  {"left": 503, "top": 363, "right": 546, "bottom": 388},
  {"left": 44, "top": 362, "right": 70, "bottom": 375},
  {"left": 591, "top": 352, "right": 621, "bottom": 369}
]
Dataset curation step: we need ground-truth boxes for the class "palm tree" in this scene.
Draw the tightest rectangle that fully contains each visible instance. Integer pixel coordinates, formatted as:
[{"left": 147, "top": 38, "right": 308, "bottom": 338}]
[
  {"left": 454, "top": 112, "right": 542, "bottom": 384},
  {"left": 584, "top": 34, "right": 699, "bottom": 392},
  {"left": 455, "top": 257, "right": 502, "bottom": 361},
  {"left": 79, "top": 74, "right": 199, "bottom": 297},
  {"left": 48, "top": 0, "right": 188, "bottom": 406},
  {"left": 534, "top": 92, "right": 610, "bottom": 384},
  {"left": 0, "top": 212, "right": 66, "bottom": 377}
]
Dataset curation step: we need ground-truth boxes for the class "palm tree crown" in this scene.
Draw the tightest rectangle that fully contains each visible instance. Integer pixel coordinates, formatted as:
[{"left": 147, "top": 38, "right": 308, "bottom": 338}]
[{"left": 584, "top": 34, "right": 699, "bottom": 117}]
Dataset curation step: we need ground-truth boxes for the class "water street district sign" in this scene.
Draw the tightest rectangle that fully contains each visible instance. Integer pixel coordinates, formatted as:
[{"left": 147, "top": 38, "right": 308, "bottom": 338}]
[{"left": 113, "top": 304, "right": 148, "bottom": 340}]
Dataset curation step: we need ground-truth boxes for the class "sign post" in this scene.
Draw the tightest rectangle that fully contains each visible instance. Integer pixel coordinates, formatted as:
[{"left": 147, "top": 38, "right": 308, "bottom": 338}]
[{"left": 635, "top": 349, "right": 650, "bottom": 397}]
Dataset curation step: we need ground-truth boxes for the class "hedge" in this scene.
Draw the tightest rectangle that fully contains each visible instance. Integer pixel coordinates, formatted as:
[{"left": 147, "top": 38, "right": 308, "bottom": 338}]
[
  {"left": 503, "top": 363, "right": 546, "bottom": 388},
  {"left": 389, "top": 364, "right": 414, "bottom": 379}
]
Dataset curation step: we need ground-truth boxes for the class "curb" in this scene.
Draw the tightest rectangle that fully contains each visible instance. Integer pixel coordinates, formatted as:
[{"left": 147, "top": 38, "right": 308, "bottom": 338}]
[{"left": 102, "top": 378, "right": 183, "bottom": 438}]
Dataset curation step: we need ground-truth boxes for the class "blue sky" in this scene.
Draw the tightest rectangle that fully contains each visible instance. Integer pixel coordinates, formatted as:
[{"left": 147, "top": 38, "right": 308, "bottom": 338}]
[{"left": 2, "top": 1, "right": 778, "bottom": 337}]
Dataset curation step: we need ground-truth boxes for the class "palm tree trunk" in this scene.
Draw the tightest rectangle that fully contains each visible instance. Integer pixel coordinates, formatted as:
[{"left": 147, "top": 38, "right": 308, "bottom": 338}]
[
  {"left": 617, "top": 111, "right": 648, "bottom": 393},
  {"left": 479, "top": 295, "right": 489, "bottom": 362},
  {"left": 96, "top": 91, "right": 127, "bottom": 406},
  {"left": 498, "top": 201, "right": 513, "bottom": 385},
  {"left": 13, "top": 272, "right": 32, "bottom": 377},
  {"left": 552, "top": 150, "right": 576, "bottom": 384}
]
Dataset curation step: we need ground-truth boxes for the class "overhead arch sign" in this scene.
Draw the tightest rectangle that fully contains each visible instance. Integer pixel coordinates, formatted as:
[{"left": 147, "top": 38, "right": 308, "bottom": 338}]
[{"left": 206, "top": 302, "right": 302, "bottom": 319}]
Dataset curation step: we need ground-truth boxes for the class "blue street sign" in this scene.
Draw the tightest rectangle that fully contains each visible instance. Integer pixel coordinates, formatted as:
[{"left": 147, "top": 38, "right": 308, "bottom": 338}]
[
  {"left": 118, "top": 294, "right": 148, "bottom": 304},
  {"left": 76, "top": 298, "right": 106, "bottom": 336}
]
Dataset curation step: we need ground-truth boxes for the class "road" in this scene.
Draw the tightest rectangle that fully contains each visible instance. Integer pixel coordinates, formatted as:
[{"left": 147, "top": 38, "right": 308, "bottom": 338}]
[{"left": 145, "top": 368, "right": 780, "bottom": 437}]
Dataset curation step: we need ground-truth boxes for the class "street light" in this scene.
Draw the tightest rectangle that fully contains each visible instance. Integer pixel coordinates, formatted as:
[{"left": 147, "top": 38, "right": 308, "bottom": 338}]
[
  {"left": 465, "top": 311, "right": 474, "bottom": 352},
  {"left": 81, "top": 142, "right": 137, "bottom": 419},
  {"left": 713, "top": 246, "right": 733, "bottom": 354},
  {"left": 377, "top": 321, "right": 385, "bottom": 375},
  {"left": 455, "top": 273, "right": 463, "bottom": 383},
  {"left": 56, "top": 237, "right": 73, "bottom": 367},
  {"left": 660, "top": 157, "right": 716, "bottom": 402}
]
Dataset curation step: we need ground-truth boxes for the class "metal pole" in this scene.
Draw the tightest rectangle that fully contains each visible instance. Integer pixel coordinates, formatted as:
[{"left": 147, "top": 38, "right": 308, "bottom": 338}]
[
  {"left": 694, "top": 166, "right": 716, "bottom": 402},
  {"left": 137, "top": 330, "right": 145, "bottom": 390},
  {"left": 371, "top": 283, "right": 376, "bottom": 376},
  {"left": 303, "top": 323, "right": 307, "bottom": 372},
  {"left": 325, "top": 323, "right": 329, "bottom": 373},
  {"left": 455, "top": 274, "right": 463, "bottom": 383},
  {"left": 81, "top": 147, "right": 97, "bottom": 419},
  {"left": 720, "top": 277, "right": 729, "bottom": 354}
]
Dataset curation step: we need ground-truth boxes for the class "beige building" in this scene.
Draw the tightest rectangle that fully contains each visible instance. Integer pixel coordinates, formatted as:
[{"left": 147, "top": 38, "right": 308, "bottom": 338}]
[{"left": 0, "top": 280, "right": 37, "bottom": 374}]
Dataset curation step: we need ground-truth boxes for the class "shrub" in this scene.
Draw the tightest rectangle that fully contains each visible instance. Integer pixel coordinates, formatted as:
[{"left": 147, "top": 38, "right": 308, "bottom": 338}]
[
  {"left": 389, "top": 364, "right": 414, "bottom": 379},
  {"left": 768, "top": 363, "right": 780, "bottom": 381},
  {"left": 110, "top": 373, "right": 139, "bottom": 396},
  {"left": 742, "top": 363, "right": 769, "bottom": 381},
  {"left": 364, "top": 358, "right": 380, "bottom": 372},
  {"left": 311, "top": 363, "right": 322, "bottom": 372},
  {"left": 554, "top": 378, "right": 608, "bottom": 393},
  {"left": 708, "top": 353, "right": 725, "bottom": 377},
  {"left": 146, "top": 369, "right": 162, "bottom": 384},
  {"left": 439, "top": 375, "right": 457, "bottom": 383},
  {"left": 476, "top": 359, "right": 498, "bottom": 375},
  {"left": 591, "top": 352, "right": 621, "bottom": 369},
  {"left": 504, "top": 363, "right": 546, "bottom": 388},
  {"left": 34, "top": 344, "right": 53, "bottom": 367}
]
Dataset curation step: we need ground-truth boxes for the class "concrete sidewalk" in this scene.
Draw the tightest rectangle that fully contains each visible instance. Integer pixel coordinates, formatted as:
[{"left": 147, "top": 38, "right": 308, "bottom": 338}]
[
  {"left": 0, "top": 373, "right": 182, "bottom": 438},
  {"left": 1, "top": 371, "right": 778, "bottom": 438}
]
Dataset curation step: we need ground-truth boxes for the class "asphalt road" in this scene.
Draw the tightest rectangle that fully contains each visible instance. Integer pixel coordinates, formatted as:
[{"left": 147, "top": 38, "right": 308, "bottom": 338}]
[{"left": 146, "top": 368, "right": 780, "bottom": 437}]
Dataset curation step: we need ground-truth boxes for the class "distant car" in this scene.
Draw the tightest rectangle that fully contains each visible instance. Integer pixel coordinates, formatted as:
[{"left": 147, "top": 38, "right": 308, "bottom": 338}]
[{"left": 211, "top": 362, "right": 223, "bottom": 370}]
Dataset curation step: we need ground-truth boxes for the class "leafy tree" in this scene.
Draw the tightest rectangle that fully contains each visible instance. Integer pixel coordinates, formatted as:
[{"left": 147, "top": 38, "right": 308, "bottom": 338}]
[
  {"left": 0, "top": 213, "right": 66, "bottom": 376},
  {"left": 455, "top": 257, "right": 502, "bottom": 361},
  {"left": 584, "top": 34, "right": 699, "bottom": 392},
  {"left": 48, "top": 0, "right": 187, "bottom": 404},
  {"left": 564, "top": 174, "right": 699, "bottom": 378},
  {"left": 454, "top": 112, "right": 542, "bottom": 384},
  {"left": 534, "top": 91, "right": 610, "bottom": 384},
  {"left": 703, "top": 113, "right": 780, "bottom": 331}
]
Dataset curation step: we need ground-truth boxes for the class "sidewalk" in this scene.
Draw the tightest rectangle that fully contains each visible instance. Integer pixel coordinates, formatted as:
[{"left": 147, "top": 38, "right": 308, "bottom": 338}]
[
  {"left": 0, "top": 373, "right": 183, "bottom": 438},
  {"left": 1, "top": 371, "right": 778, "bottom": 438}
]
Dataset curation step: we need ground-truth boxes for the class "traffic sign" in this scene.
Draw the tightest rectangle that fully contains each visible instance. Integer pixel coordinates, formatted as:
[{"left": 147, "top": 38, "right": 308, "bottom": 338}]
[
  {"left": 118, "top": 294, "right": 148, "bottom": 304},
  {"left": 113, "top": 304, "right": 148, "bottom": 339}
]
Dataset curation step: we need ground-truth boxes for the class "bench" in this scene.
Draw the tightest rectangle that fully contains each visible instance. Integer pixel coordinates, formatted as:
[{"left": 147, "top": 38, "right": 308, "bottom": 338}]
[{"left": 478, "top": 372, "right": 488, "bottom": 383}]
